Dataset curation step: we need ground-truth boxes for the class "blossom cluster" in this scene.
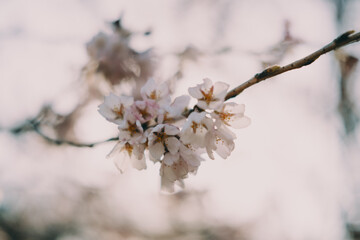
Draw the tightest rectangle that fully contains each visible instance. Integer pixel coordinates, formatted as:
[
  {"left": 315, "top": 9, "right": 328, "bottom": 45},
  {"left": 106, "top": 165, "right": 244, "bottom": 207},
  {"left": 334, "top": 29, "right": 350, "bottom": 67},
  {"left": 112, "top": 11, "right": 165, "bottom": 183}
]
[{"left": 99, "top": 78, "right": 250, "bottom": 192}]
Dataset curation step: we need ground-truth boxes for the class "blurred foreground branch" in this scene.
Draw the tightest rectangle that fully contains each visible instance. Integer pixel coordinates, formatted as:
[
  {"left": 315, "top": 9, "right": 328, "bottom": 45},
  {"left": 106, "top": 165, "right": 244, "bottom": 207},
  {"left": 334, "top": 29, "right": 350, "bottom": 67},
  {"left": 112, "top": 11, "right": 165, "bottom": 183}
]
[
  {"left": 9, "top": 120, "right": 118, "bottom": 148},
  {"left": 30, "top": 121, "right": 119, "bottom": 147}
]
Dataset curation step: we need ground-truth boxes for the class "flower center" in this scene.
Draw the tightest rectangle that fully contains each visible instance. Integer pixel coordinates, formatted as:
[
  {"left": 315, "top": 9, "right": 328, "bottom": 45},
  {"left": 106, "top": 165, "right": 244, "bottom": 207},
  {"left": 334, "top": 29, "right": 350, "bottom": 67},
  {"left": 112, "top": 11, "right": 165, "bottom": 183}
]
[
  {"left": 122, "top": 142, "right": 133, "bottom": 156},
  {"left": 113, "top": 104, "right": 124, "bottom": 119},
  {"left": 200, "top": 86, "right": 215, "bottom": 105},
  {"left": 191, "top": 122, "right": 199, "bottom": 133},
  {"left": 149, "top": 90, "right": 157, "bottom": 100},
  {"left": 127, "top": 121, "right": 140, "bottom": 137},
  {"left": 153, "top": 128, "right": 167, "bottom": 143},
  {"left": 219, "top": 112, "right": 234, "bottom": 125},
  {"left": 137, "top": 106, "right": 152, "bottom": 120}
]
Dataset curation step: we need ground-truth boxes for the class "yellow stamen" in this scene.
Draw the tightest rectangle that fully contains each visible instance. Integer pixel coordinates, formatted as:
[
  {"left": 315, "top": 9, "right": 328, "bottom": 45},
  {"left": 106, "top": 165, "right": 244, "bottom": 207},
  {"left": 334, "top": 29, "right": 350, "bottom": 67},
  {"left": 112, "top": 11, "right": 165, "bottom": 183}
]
[
  {"left": 191, "top": 122, "right": 198, "bottom": 133},
  {"left": 149, "top": 90, "right": 157, "bottom": 100},
  {"left": 219, "top": 112, "right": 234, "bottom": 125},
  {"left": 138, "top": 106, "right": 151, "bottom": 120},
  {"left": 154, "top": 130, "right": 167, "bottom": 144},
  {"left": 113, "top": 104, "right": 124, "bottom": 119},
  {"left": 200, "top": 86, "right": 215, "bottom": 105},
  {"left": 127, "top": 121, "right": 139, "bottom": 137},
  {"left": 122, "top": 142, "right": 133, "bottom": 156}
]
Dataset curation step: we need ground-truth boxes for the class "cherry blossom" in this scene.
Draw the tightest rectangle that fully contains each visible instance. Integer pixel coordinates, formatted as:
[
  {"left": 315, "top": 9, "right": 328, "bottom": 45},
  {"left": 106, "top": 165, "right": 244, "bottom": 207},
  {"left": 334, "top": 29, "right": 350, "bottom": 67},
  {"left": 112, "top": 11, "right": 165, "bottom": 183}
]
[
  {"left": 118, "top": 113, "right": 145, "bottom": 144},
  {"left": 98, "top": 77, "right": 250, "bottom": 192},
  {"left": 107, "top": 141, "right": 146, "bottom": 173},
  {"left": 141, "top": 78, "right": 171, "bottom": 106},
  {"left": 160, "top": 143, "right": 203, "bottom": 192},
  {"left": 157, "top": 95, "right": 190, "bottom": 124},
  {"left": 98, "top": 93, "right": 133, "bottom": 124},
  {"left": 205, "top": 125, "right": 236, "bottom": 160},
  {"left": 160, "top": 153, "right": 200, "bottom": 192},
  {"left": 131, "top": 99, "right": 159, "bottom": 124},
  {"left": 180, "top": 111, "right": 214, "bottom": 148},
  {"left": 188, "top": 78, "right": 229, "bottom": 110},
  {"left": 211, "top": 102, "right": 251, "bottom": 129},
  {"left": 148, "top": 124, "right": 181, "bottom": 161},
  {"left": 160, "top": 158, "right": 189, "bottom": 192}
]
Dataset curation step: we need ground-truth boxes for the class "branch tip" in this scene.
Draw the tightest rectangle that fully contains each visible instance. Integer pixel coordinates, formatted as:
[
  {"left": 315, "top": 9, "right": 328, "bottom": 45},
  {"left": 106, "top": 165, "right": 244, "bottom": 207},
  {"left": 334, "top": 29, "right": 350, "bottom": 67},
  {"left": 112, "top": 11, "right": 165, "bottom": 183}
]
[
  {"left": 225, "top": 30, "right": 360, "bottom": 100},
  {"left": 334, "top": 30, "right": 356, "bottom": 44}
]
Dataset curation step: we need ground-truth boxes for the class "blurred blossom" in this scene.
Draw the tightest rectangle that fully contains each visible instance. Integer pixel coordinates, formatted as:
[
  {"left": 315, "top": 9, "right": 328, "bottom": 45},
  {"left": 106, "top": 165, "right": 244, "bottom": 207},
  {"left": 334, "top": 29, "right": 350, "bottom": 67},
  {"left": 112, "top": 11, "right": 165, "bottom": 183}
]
[{"left": 85, "top": 23, "right": 156, "bottom": 99}]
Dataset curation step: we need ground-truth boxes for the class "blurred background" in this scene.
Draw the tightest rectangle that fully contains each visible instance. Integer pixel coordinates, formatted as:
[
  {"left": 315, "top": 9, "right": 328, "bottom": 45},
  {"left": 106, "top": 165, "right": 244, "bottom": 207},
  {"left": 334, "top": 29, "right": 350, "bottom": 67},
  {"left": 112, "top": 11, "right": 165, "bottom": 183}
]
[{"left": 0, "top": 0, "right": 360, "bottom": 239}]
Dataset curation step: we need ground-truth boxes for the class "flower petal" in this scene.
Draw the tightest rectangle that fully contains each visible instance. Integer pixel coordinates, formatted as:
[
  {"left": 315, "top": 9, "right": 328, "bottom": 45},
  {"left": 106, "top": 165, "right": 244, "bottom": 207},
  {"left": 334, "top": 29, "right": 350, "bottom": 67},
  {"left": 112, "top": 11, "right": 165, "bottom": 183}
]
[
  {"left": 229, "top": 115, "right": 251, "bottom": 129},
  {"left": 202, "top": 78, "right": 213, "bottom": 90},
  {"left": 149, "top": 142, "right": 165, "bottom": 160},
  {"left": 188, "top": 86, "right": 202, "bottom": 99},
  {"left": 164, "top": 124, "right": 180, "bottom": 135},
  {"left": 113, "top": 154, "right": 130, "bottom": 173},
  {"left": 197, "top": 101, "right": 209, "bottom": 110},
  {"left": 213, "top": 81, "right": 229, "bottom": 99},
  {"left": 165, "top": 137, "right": 181, "bottom": 154},
  {"left": 163, "top": 152, "right": 179, "bottom": 166},
  {"left": 208, "top": 100, "right": 224, "bottom": 110},
  {"left": 170, "top": 95, "right": 190, "bottom": 115},
  {"left": 224, "top": 102, "right": 245, "bottom": 114},
  {"left": 161, "top": 175, "right": 175, "bottom": 192},
  {"left": 131, "top": 157, "right": 147, "bottom": 171},
  {"left": 141, "top": 78, "right": 156, "bottom": 99}
]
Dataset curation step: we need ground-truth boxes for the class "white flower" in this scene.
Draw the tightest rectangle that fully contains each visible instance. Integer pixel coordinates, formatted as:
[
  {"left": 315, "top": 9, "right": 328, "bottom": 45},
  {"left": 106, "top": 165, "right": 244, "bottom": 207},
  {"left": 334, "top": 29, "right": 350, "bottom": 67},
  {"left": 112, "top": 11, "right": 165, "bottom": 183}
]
[
  {"left": 180, "top": 111, "right": 214, "bottom": 148},
  {"left": 188, "top": 78, "right": 229, "bottom": 110},
  {"left": 107, "top": 141, "right": 146, "bottom": 173},
  {"left": 211, "top": 102, "right": 251, "bottom": 129},
  {"left": 205, "top": 125, "right": 236, "bottom": 160},
  {"left": 160, "top": 158, "right": 189, "bottom": 193},
  {"left": 160, "top": 146, "right": 202, "bottom": 192},
  {"left": 141, "top": 78, "right": 171, "bottom": 107},
  {"left": 118, "top": 113, "right": 145, "bottom": 144},
  {"left": 98, "top": 93, "right": 133, "bottom": 124},
  {"left": 158, "top": 95, "right": 190, "bottom": 124},
  {"left": 131, "top": 99, "right": 159, "bottom": 123},
  {"left": 148, "top": 124, "right": 181, "bottom": 161},
  {"left": 179, "top": 143, "right": 202, "bottom": 168}
]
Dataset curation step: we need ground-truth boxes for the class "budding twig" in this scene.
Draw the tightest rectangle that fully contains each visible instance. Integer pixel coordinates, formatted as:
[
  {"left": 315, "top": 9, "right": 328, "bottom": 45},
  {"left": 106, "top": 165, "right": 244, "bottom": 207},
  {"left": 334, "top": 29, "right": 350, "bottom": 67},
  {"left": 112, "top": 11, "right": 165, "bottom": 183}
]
[{"left": 225, "top": 30, "right": 360, "bottom": 100}]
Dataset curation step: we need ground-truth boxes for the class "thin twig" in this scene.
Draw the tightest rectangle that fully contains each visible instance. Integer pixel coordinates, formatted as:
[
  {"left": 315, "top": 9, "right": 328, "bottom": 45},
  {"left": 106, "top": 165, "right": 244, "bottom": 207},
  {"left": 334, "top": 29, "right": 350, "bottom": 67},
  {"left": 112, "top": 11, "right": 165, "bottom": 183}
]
[
  {"left": 225, "top": 30, "right": 360, "bottom": 100},
  {"left": 28, "top": 121, "right": 118, "bottom": 148}
]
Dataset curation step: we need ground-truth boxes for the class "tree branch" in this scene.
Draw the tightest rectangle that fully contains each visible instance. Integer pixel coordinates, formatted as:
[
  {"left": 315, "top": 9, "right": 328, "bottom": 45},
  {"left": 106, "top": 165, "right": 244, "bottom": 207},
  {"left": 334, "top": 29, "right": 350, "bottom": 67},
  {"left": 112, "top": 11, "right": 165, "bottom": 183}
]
[
  {"left": 225, "top": 30, "right": 360, "bottom": 100},
  {"left": 27, "top": 121, "right": 118, "bottom": 148},
  {"left": 5, "top": 31, "right": 360, "bottom": 148}
]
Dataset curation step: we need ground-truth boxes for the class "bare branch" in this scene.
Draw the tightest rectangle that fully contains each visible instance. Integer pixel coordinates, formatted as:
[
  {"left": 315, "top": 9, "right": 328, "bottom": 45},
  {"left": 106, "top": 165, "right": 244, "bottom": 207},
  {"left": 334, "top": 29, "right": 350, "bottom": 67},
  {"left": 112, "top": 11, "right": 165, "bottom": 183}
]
[
  {"left": 28, "top": 121, "right": 118, "bottom": 148},
  {"left": 225, "top": 30, "right": 360, "bottom": 100}
]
